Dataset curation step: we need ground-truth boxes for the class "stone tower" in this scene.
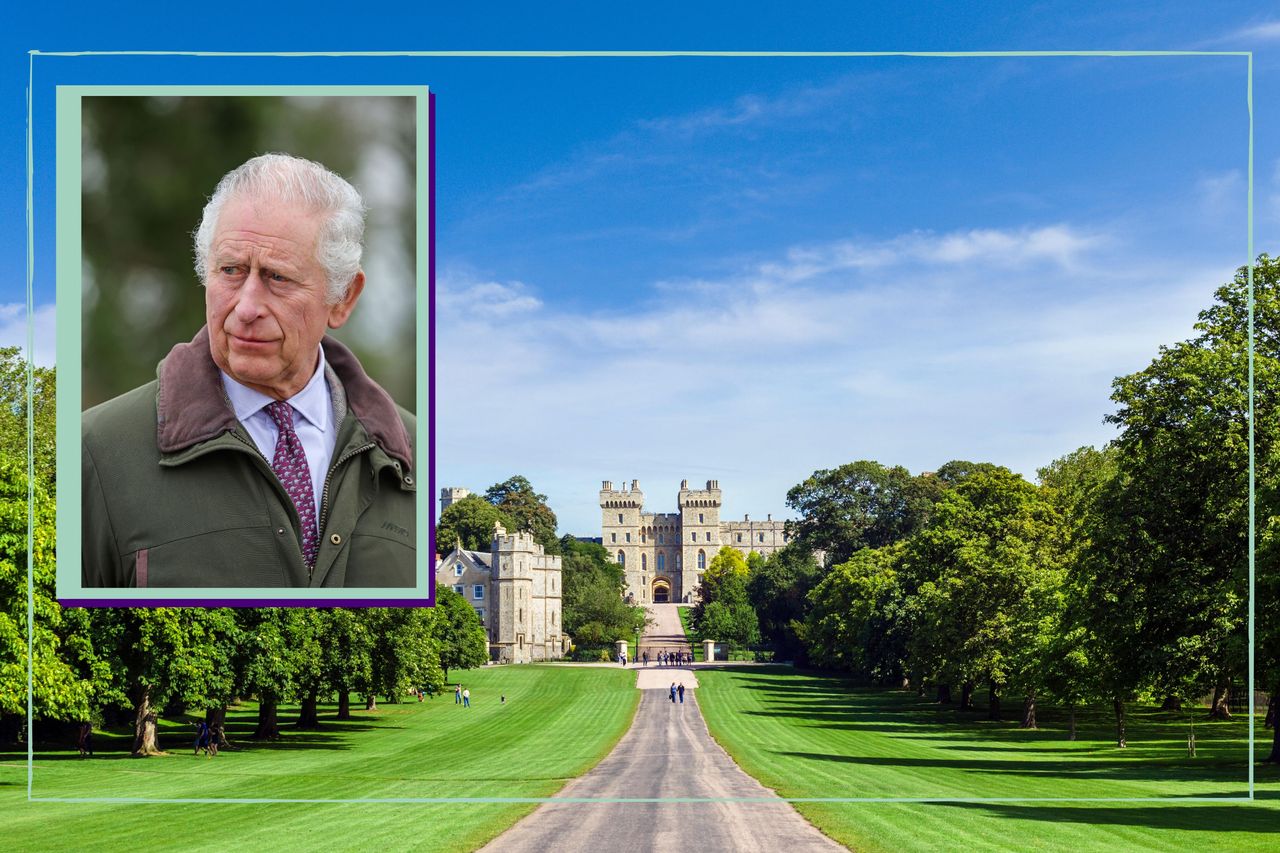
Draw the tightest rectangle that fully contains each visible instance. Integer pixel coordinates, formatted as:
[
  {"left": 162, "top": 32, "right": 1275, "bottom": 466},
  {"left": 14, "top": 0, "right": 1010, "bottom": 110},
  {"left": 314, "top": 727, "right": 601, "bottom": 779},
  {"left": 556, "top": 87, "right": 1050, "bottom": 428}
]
[
  {"left": 678, "top": 479, "right": 721, "bottom": 602},
  {"left": 599, "top": 480, "right": 647, "bottom": 603},
  {"left": 489, "top": 522, "right": 534, "bottom": 663},
  {"left": 439, "top": 487, "right": 471, "bottom": 514}
]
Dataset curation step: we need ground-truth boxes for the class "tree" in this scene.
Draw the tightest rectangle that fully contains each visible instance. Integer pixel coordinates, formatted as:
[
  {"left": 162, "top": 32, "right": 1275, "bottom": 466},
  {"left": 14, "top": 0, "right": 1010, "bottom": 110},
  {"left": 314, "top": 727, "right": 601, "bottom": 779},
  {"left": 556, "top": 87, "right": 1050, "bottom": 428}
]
[
  {"left": 901, "top": 467, "right": 1067, "bottom": 720},
  {"left": 803, "top": 544, "right": 908, "bottom": 682},
  {"left": 361, "top": 608, "right": 443, "bottom": 708},
  {"left": 90, "top": 607, "right": 238, "bottom": 755},
  {"left": 0, "top": 348, "right": 55, "bottom": 484},
  {"left": 693, "top": 570, "right": 760, "bottom": 653},
  {"left": 435, "top": 588, "right": 488, "bottom": 678},
  {"left": 319, "top": 608, "right": 374, "bottom": 721},
  {"left": 436, "top": 495, "right": 516, "bottom": 553},
  {"left": 691, "top": 546, "right": 749, "bottom": 626},
  {"left": 747, "top": 544, "right": 820, "bottom": 663},
  {"left": 560, "top": 536, "right": 646, "bottom": 649},
  {"left": 235, "top": 608, "right": 305, "bottom": 741},
  {"left": 785, "top": 461, "right": 940, "bottom": 567},
  {"left": 485, "top": 475, "right": 561, "bottom": 555},
  {"left": 1088, "top": 255, "right": 1279, "bottom": 744}
]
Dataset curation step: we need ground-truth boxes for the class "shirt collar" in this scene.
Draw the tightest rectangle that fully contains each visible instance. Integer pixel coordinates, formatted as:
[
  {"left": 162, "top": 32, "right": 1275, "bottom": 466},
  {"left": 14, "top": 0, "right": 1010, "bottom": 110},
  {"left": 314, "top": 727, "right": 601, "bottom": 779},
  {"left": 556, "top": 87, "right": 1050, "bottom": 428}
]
[{"left": 219, "top": 346, "right": 332, "bottom": 432}]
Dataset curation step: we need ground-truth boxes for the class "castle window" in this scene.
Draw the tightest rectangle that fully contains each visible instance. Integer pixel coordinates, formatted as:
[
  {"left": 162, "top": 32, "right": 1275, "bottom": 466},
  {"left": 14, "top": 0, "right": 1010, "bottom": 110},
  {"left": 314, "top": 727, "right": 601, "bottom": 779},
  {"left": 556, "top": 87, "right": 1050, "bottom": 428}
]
[
  {"left": 642, "top": 554, "right": 648, "bottom": 570},
  {"left": 658, "top": 533, "right": 664, "bottom": 545},
  {"left": 657, "top": 553, "right": 665, "bottom": 572},
  {"left": 455, "top": 564, "right": 464, "bottom": 575},
  {"left": 690, "top": 532, "right": 696, "bottom": 542},
  {"left": 759, "top": 533, "right": 765, "bottom": 542},
  {"left": 453, "top": 584, "right": 463, "bottom": 594},
  {"left": 626, "top": 533, "right": 631, "bottom": 543},
  {"left": 473, "top": 585, "right": 485, "bottom": 600},
  {"left": 476, "top": 608, "right": 485, "bottom": 621},
  {"left": 699, "top": 513, "right": 704, "bottom": 523},
  {"left": 737, "top": 533, "right": 742, "bottom": 543},
  {"left": 697, "top": 550, "right": 706, "bottom": 570},
  {"left": 617, "top": 551, "right": 626, "bottom": 567},
  {"left": 618, "top": 513, "right": 623, "bottom": 524},
  {"left": 611, "top": 533, "right": 617, "bottom": 543}
]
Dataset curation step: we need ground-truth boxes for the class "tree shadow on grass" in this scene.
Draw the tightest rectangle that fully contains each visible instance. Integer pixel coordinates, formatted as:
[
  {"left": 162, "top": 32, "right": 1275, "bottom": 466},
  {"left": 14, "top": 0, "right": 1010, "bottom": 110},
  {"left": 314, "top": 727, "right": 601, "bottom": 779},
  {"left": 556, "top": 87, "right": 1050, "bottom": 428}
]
[
  {"left": 925, "top": 801, "right": 1280, "bottom": 833},
  {"left": 773, "top": 750, "right": 1255, "bottom": 784}
]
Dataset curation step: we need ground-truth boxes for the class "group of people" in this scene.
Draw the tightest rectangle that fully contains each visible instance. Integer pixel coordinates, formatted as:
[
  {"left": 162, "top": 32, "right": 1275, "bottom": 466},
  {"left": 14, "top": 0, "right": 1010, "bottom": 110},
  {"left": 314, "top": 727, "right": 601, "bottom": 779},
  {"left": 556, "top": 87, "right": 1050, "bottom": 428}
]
[
  {"left": 669, "top": 682, "right": 686, "bottom": 704},
  {"left": 194, "top": 720, "right": 222, "bottom": 756},
  {"left": 454, "top": 684, "right": 471, "bottom": 707},
  {"left": 647, "top": 649, "right": 691, "bottom": 667}
]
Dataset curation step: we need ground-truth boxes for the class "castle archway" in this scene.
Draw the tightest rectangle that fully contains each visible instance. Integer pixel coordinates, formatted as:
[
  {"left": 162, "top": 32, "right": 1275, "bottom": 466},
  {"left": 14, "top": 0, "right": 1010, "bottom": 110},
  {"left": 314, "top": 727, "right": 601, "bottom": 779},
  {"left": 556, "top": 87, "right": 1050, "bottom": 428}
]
[{"left": 651, "top": 577, "right": 672, "bottom": 604}]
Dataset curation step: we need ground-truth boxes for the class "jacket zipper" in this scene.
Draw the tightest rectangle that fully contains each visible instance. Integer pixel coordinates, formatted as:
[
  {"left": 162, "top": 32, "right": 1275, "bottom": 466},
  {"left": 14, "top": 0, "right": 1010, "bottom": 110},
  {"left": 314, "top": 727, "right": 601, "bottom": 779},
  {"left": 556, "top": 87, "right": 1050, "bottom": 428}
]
[{"left": 316, "top": 442, "right": 376, "bottom": 567}]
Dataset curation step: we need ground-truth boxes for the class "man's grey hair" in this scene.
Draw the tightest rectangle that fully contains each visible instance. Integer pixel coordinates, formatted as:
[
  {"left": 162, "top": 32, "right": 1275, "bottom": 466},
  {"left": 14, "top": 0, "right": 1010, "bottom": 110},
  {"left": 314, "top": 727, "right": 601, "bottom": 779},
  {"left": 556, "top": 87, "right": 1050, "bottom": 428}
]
[{"left": 193, "top": 153, "right": 367, "bottom": 304}]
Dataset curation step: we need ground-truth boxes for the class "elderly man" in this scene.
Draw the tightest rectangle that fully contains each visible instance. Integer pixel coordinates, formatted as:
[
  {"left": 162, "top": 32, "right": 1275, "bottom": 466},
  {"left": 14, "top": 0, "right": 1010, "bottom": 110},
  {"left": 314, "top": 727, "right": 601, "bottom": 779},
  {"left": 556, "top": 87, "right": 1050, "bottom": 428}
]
[{"left": 82, "top": 153, "right": 416, "bottom": 588}]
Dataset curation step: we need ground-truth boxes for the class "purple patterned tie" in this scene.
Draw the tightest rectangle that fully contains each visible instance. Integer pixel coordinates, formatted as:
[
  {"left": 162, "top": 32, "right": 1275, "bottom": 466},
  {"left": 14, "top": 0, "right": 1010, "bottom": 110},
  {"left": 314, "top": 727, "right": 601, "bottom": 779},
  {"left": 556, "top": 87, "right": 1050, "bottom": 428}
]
[{"left": 265, "top": 400, "right": 318, "bottom": 570}]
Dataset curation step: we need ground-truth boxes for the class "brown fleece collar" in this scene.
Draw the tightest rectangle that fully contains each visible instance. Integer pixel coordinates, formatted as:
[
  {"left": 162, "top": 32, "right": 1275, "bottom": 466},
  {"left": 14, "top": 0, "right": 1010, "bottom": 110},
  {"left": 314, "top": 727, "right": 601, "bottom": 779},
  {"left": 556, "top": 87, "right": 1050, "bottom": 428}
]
[{"left": 155, "top": 326, "right": 413, "bottom": 470}]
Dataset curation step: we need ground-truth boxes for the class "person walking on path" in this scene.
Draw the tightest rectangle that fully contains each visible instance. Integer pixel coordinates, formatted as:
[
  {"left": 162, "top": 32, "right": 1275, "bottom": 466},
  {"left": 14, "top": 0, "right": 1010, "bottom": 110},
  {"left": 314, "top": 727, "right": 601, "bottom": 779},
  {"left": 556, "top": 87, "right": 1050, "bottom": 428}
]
[
  {"left": 642, "top": 650, "right": 649, "bottom": 666},
  {"left": 678, "top": 683, "right": 685, "bottom": 704},
  {"left": 455, "top": 684, "right": 462, "bottom": 705},
  {"left": 670, "top": 682, "right": 677, "bottom": 703},
  {"left": 77, "top": 722, "right": 93, "bottom": 758},
  {"left": 463, "top": 687, "right": 471, "bottom": 708}
]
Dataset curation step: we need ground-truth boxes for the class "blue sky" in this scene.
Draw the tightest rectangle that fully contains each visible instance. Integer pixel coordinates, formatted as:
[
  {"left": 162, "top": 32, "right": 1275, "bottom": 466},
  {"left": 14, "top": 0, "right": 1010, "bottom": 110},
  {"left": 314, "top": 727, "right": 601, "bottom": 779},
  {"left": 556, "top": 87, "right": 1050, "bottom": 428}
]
[{"left": 8, "top": 4, "right": 1280, "bottom": 537}]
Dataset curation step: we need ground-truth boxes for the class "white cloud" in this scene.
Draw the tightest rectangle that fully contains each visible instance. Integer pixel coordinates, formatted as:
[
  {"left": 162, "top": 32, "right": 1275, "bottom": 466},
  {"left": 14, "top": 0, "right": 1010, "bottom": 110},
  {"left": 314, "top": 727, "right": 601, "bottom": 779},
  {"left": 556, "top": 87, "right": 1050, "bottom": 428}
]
[
  {"left": 0, "top": 303, "right": 56, "bottom": 366},
  {"left": 437, "top": 223, "right": 1227, "bottom": 533},
  {"left": 1229, "top": 21, "right": 1280, "bottom": 41}
]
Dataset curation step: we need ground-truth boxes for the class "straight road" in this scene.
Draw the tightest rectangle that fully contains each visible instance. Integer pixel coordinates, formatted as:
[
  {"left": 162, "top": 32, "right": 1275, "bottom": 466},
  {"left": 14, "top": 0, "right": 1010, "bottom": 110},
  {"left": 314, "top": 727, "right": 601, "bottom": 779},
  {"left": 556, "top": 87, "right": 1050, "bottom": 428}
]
[{"left": 479, "top": 683, "right": 845, "bottom": 852}]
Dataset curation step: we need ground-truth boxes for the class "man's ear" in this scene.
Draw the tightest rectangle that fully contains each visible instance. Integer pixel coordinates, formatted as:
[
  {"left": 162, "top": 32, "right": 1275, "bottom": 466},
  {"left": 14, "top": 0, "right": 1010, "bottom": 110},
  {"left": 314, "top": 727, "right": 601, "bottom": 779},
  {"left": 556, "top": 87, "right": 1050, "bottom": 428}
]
[{"left": 327, "top": 271, "right": 365, "bottom": 329}]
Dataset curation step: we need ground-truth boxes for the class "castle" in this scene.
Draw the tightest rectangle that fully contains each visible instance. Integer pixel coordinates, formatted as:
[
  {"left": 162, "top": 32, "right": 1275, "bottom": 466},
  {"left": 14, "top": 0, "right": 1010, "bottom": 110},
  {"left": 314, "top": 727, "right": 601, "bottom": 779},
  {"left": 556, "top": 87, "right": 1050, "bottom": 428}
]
[
  {"left": 600, "top": 479, "right": 788, "bottom": 604},
  {"left": 435, "top": 488, "right": 567, "bottom": 664}
]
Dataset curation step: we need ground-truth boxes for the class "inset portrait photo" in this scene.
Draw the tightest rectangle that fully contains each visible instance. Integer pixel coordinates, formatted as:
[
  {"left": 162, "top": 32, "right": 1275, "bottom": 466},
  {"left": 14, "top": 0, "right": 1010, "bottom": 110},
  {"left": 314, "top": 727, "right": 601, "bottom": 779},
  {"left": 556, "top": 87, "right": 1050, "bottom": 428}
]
[{"left": 56, "top": 87, "right": 433, "bottom": 605}]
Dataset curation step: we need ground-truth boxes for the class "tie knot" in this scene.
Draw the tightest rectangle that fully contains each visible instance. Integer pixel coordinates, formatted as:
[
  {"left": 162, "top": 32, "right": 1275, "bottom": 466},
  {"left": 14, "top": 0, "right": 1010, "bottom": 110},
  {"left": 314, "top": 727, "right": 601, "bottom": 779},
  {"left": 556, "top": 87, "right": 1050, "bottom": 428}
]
[{"left": 266, "top": 400, "right": 295, "bottom": 433}]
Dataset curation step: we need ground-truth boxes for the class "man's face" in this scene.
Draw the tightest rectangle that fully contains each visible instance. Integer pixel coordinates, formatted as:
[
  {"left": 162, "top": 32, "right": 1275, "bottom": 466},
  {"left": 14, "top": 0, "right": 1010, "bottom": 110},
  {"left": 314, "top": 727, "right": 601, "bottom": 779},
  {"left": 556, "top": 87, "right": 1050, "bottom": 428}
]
[{"left": 205, "top": 195, "right": 363, "bottom": 400}]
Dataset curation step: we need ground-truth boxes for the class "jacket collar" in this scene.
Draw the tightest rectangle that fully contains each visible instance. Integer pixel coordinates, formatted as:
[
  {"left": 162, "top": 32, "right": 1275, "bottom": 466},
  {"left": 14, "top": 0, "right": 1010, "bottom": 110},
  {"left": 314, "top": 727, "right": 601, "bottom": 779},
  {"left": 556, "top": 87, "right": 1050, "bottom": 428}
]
[{"left": 155, "top": 326, "right": 413, "bottom": 470}]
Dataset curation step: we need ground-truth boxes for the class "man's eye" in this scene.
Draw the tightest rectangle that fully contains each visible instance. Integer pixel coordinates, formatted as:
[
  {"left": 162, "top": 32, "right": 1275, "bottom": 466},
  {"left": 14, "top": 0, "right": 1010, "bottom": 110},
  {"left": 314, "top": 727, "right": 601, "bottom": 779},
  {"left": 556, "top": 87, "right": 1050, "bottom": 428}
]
[
  {"left": 220, "top": 265, "right": 240, "bottom": 276},
  {"left": 267, "top": 272, "right": 290, "bottom": 283}
]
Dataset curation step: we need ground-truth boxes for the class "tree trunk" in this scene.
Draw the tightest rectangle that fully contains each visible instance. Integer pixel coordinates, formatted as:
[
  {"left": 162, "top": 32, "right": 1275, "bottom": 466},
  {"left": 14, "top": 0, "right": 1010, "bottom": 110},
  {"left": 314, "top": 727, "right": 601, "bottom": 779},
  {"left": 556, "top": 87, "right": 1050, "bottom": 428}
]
[
  {"left": 1160, "top": 695, "right": 1182, "bottom": 712},
  {"left": 296, "top": 689, "right": 320, "bottom": 729},
  {"left": 1020, "top": 691, "right": 1037, "bottom": 729},
  {"left": 960, "top": 682, "right": 975, "bottom": 711},
  {"left": 1068, "top": 706, "right": 1077, "bottom": 741},
  {"left": 1268, "top": 680, "right": 1280, "bottom": 763},
  {"left": 936, "top": 683, "right": 952, "bottom": 704},
  {"left": 1208, "top": 679, "right": 1233, "bottom": 720},
  {"left": 1113, "top": 697, "right": 1127, "bottom": 748},
  {"left": 337, "top": 690, "right": 352, "bottom": 721},
  {"left": 131, "top": 688, "right": 163, "bottom": 756},
  {"left": 365, "top": 694, "right": 377, "bottom": 712},
  {"left": 253, "top": 699, "right": 280, "bottom": 740},
  {"left": 987, "top": 682, "right": 1002, "bottom": 721}
]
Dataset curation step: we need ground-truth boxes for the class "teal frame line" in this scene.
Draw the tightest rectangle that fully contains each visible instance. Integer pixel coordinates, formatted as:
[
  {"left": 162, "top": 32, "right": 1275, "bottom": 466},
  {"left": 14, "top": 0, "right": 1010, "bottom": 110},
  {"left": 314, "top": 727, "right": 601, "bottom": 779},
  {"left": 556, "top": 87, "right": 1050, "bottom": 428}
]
[
  {"left": 50, "top": 84, "right": 431, "bottom": 606},
  {"left": 25, "top": 48, "right": 1258, "bottom": 806}
]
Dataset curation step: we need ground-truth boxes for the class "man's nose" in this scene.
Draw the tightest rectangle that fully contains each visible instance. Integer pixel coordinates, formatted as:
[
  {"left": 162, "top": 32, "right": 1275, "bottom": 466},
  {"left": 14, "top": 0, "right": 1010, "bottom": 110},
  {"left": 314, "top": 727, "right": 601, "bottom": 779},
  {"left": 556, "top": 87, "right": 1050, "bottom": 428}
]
[{"left": 233, "top": 270, "right": 270, "bottom": 322}]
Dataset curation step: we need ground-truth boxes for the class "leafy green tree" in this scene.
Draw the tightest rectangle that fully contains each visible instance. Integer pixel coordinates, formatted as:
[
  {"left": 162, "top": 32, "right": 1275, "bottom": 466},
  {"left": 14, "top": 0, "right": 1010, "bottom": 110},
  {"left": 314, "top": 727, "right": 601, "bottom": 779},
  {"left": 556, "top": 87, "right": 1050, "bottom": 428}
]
[
  {"left": 560, "top": 536, "right": 646, "bottom": 649},
  {"left": 0, "top": 462, "right": 104, "bottom": 740},
  {"left": 901, "top": 467, "right": 1066, "bottom": 720},
  {"left": 320, "top": 608, "right": 375, "bottom": 721},
  {"left": 693, "top": 570, "right": 759, "bottom": 653},
  {"left": 90, "top": 607, "right": 238, "bottom": 755},
  {"left": 1086, "top": 256, "right": 1279, "bottom": 745},
  {"left": 803, "top": 544, "right": 908, "bottom": 682},
  {"left": 362, "top": 608, "right": 444, "bottom": 707},
  {"left": 485, "top": 475, "right": 561, "bottom": 555},
  {"left": 747, "top": 544, "right": 821, "bottom": 663},
  {"left": 435, "top": 588, "right": 489, "bottom": 678},
  {"left": 235, "top": 608, "right": 306, "bottom": 740},
  {"left": 785, "top": 460, "right": 941, "bottom": 568},
  {"left": 436, "top": 495, "right": 516, "bottom": 553},
  {"left": 0, "top": 348, "right": 55, "bottom": 483}
]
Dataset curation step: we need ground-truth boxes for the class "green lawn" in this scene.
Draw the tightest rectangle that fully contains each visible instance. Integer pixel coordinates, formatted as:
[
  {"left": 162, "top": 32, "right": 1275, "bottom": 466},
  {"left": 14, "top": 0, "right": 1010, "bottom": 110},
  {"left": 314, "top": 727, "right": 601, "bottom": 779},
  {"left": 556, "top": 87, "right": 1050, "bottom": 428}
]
[
  {"left": 696, "top": 665, "right": 1280, "bottom": 852},
  {"left": 1, "top": 665, "right": 638, "bottom": 852}
]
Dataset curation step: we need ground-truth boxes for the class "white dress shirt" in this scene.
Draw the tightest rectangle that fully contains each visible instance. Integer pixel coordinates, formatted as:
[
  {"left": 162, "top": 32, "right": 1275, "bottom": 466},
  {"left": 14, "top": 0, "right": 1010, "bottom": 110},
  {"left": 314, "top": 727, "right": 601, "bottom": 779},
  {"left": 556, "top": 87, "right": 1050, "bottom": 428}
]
[{"left": 220, "top": 346, "right": 336, "bottom": 519}]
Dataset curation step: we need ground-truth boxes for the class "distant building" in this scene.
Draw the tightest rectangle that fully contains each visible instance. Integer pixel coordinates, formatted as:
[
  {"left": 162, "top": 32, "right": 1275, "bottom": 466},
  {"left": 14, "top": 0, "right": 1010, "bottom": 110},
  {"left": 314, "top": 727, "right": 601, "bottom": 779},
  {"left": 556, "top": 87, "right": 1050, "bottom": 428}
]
[
  {"left": 600, "top": 479, "right": 789, "bottom": 604},
  {"left": 435, "top": 493, "right": 567, "bottom": 664}
]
